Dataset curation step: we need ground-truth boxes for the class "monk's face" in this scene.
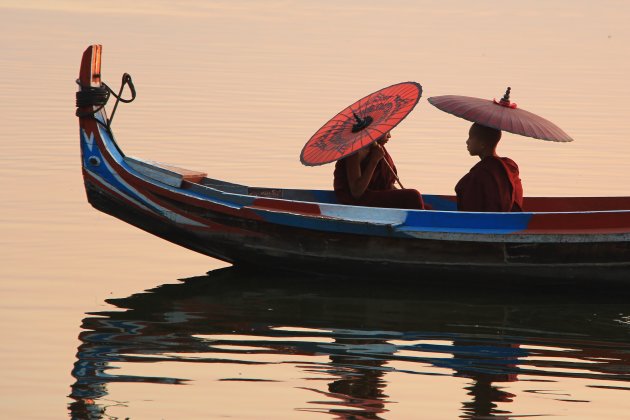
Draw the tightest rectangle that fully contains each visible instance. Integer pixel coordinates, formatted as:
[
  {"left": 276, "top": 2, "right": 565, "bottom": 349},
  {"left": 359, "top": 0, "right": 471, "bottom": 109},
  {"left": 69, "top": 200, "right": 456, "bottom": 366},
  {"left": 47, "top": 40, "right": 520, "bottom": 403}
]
[
  {"left": 376, "top": 131, "right": 391, "bottom": 146},
  {"left": 466, "top": 126, "right": 485, "bottom": 156}
]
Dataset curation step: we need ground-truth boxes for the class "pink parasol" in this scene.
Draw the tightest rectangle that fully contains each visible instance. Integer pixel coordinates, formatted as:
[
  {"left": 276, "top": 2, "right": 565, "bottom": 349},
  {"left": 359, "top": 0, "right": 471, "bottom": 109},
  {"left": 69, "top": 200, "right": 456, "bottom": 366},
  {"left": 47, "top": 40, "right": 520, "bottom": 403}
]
[{"left": 427, "top": 87, "right": 573, "bottom": 142}]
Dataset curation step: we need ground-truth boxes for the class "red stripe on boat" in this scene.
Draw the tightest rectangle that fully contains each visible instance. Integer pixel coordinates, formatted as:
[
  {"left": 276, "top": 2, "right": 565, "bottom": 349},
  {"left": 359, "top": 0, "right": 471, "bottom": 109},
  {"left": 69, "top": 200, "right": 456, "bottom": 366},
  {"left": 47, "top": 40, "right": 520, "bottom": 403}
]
[
  {"left": 87, "top": 130, "right": 264, "bottom": 221},
  {"left": 524, "top": 196, "right": 630, "bottom": 212},
  {"left": 83, "top": 169, "right": 162, "bottom": 218},
  {"left": 84, "top": 169, "right": 256, "bottom": 235},
  {"left": 143, "top": 189, "right": 263, "bottom": 236},
  {"left": 251, "top": 198, "right": 322, "bottom": 215},
  {"left": 527, "top": 211, "right": 630, "bottom": 234}
]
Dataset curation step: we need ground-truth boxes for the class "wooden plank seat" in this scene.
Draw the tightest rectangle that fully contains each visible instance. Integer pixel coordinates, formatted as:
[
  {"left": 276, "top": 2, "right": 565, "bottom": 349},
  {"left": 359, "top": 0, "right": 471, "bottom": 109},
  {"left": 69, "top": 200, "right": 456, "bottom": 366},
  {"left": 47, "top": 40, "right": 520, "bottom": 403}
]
[{"left": 124, "top": 156, "right": 207, "bottom": 188}]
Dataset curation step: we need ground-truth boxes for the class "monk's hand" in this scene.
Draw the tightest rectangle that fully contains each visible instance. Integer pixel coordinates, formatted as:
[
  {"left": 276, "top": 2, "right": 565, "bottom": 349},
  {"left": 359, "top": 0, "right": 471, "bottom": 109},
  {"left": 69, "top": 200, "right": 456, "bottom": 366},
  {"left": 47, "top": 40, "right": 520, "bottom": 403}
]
[{"left": 370, "top": 144, "right": 385, "bottom": 162}]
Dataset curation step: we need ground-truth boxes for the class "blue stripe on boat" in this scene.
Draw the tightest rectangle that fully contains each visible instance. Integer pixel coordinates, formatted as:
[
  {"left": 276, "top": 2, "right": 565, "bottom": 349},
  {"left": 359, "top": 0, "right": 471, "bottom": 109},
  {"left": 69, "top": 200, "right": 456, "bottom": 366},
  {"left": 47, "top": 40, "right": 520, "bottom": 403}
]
[
  {"left": 423, "top": 195, "right": 458, "bottom": 211},
  {"left": 401, "top": 210, "right": 533, "bottom": 234},
  {"left": 310, "top": 190, "right": 338, "bottom": 204}
]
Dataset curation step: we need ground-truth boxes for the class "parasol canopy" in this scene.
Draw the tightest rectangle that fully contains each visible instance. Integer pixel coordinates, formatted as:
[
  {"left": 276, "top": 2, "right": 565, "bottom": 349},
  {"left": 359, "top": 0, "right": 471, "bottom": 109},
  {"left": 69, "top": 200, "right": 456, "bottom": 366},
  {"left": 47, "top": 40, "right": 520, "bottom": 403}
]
[
  {"left": 300, "top": 81, "right": 422, "bottom": 166},
  {"left": 427, "top": 87, "right": 573, "bottom": 142}
]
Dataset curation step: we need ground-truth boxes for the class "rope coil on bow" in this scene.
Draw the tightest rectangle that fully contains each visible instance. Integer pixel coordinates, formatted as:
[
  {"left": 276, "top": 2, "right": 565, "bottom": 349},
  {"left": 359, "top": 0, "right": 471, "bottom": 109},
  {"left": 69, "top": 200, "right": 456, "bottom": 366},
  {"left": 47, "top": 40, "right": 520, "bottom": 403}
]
[{"left": 75, "top": 73, "right": 136, "bottom": 129}]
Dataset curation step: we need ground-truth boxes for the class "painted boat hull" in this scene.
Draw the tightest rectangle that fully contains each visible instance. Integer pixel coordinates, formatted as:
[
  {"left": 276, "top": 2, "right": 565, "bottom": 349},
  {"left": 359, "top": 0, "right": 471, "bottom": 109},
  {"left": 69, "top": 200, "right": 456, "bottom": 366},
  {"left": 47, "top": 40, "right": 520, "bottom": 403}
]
[{"left": 84, "top": 177, "right": 630, "bottom": 283}]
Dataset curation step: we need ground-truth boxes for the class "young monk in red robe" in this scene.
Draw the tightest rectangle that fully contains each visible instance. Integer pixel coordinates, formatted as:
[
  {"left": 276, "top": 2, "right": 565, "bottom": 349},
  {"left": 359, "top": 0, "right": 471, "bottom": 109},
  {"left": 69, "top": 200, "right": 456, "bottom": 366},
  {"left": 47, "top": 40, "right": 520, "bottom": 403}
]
[
  {"left": 455, "top": 123, "right": 523, "bottom": 212},
  {"left": 334, "top": 131, "right": 425, "bottom": 209}
]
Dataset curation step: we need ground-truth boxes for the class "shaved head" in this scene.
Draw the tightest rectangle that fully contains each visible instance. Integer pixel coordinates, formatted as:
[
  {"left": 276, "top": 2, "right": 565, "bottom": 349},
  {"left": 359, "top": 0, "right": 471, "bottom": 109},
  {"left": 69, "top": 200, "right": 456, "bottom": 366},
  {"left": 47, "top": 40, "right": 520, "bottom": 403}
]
[{"left": 471, "top": 123, "right": 502, "bottom": 147}]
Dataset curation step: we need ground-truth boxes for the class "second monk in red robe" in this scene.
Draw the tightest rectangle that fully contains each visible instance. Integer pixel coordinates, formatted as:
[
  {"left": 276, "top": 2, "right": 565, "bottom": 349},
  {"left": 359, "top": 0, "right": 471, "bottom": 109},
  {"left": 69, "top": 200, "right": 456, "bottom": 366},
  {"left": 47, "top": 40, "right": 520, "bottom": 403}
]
[{"left": 455, "top": 123, "right": 524, "bottom": 212}]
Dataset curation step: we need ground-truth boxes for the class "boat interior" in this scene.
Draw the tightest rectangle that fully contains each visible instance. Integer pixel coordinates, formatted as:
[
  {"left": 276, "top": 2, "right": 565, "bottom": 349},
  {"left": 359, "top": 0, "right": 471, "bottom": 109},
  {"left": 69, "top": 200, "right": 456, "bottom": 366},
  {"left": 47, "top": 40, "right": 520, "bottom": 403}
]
[{"left": 122, "top": 156, "right": 630, "bottom": 213}]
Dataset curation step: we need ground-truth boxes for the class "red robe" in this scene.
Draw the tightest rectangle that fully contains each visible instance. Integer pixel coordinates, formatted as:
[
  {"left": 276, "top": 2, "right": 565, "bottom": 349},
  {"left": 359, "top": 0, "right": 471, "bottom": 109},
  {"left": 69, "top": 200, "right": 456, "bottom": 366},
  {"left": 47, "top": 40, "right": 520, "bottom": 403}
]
[
  {"left": 455, "top": 156, "right": 523, "bottom": 212},
  {"left": 333, "top": 149, "right": 425, "bottom": 209},
  {"left": 334, "top": 148, "right": 397, "bottom": 195}
]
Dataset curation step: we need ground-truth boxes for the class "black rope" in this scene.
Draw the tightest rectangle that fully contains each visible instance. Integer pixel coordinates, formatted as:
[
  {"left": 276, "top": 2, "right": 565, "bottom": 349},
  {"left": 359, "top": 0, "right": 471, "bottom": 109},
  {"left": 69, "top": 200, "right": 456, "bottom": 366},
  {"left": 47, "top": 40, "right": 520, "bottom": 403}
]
[
  {"left": 108, "top": 73, "right": 136, "bottom": 126},
  {"left": 75, "top": 73, "right": 136, "bottom": 129},
  {"left": 75, "top": 83, "right": 110, "bottom": 117},
  {"left": 76, "top": 73, "right": 136, "bottom": 158}
]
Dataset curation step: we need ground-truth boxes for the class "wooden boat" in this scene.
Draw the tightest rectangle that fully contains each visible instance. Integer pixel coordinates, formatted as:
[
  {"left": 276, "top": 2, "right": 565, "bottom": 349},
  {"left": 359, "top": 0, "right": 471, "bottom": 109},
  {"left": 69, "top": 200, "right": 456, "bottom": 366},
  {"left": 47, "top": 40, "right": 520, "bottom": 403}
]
[{"left": 77, "top": 45, "right": 630, "bottom": 282}]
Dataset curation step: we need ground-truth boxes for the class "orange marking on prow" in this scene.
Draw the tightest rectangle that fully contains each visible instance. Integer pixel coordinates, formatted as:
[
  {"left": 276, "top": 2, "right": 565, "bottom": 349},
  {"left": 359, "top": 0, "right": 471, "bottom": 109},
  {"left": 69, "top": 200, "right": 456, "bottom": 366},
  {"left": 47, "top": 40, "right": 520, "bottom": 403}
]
[
  {"left": 78, "top": 44, "right": 102, "bottom": 88},
  {"left": 92, "top": 44, "right": 102, "bottom": 86}
]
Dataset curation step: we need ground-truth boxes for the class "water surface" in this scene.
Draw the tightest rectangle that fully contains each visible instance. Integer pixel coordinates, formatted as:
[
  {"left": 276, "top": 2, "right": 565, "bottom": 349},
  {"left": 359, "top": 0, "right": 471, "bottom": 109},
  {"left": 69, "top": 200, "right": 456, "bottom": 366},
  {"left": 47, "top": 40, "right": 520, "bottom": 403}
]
[{"left": 70, "top": 268, "right": 630, "bottom": 419}]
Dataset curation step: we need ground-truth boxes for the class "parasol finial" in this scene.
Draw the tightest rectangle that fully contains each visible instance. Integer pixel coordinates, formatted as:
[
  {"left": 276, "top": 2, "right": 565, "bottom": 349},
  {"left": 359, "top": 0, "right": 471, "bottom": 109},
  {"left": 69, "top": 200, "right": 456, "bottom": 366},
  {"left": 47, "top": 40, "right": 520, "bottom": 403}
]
[
  {"left": 351, "top": 111, "right": 373, "bottom": 133},
  {"left": 493, "top": 86, "right": 517, "bottom": 109},
  {"left": 500, "top": 87, "right": 511, "bottom": 104}
]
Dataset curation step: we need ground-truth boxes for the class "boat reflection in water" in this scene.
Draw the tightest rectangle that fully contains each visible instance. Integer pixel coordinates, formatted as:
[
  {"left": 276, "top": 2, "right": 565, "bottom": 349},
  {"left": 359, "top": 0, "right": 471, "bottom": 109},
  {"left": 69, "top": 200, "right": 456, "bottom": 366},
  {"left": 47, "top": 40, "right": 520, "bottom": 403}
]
[{"left": 69, "top": 268, "right": 630, "bottom": 419}]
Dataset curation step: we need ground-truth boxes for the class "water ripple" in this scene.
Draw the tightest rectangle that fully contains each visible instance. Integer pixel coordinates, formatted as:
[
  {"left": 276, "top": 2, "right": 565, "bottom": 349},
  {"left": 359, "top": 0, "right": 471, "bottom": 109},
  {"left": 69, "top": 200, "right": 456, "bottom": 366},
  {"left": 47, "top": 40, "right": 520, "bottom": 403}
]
[{"left": 68, "top": 267, "right": 630, "bottom": 419}]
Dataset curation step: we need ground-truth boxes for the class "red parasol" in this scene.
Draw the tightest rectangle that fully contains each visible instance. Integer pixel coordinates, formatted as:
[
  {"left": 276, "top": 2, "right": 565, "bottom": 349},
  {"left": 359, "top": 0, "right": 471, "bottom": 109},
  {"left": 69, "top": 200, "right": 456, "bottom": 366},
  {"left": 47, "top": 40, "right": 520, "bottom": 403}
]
[
  {"left": 300, "top": 82, "right": 423, "bottom": 167},
  {"left": 427, "top": 87, "right": 573, "bottom": 142}
]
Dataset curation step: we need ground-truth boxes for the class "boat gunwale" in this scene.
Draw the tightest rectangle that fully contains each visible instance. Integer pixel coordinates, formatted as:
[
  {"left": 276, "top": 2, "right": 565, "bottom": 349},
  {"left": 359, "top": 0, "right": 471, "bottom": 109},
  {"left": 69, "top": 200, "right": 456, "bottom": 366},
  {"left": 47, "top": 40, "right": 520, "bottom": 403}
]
[{"left": 81, "top": 117, "right": 630, "bottom": 241}]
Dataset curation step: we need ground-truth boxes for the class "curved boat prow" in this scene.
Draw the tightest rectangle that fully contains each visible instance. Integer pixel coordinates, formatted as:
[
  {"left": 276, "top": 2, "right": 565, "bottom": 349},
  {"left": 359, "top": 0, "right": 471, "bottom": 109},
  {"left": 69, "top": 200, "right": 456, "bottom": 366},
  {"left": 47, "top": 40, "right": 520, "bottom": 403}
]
[
  {"left": 77, "top": 44, "right": 113, "bottom": 159},
  {"left": 76, "top": 45, "right": 108, "bottom": 130},
  {"left": 77, "top": 45, "right": 129, "bottom": 217}
]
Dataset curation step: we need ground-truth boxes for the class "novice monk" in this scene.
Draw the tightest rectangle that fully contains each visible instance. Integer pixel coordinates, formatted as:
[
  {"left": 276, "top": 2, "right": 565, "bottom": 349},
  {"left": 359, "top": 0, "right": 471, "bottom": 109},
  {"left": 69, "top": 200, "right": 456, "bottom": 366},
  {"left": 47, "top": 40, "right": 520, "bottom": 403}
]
[
  {"left": 455, "top": 122, "right": 523, "bottom": 212},
  {"left": 334, "top": 132, "right": 425, "bottom": 209}
]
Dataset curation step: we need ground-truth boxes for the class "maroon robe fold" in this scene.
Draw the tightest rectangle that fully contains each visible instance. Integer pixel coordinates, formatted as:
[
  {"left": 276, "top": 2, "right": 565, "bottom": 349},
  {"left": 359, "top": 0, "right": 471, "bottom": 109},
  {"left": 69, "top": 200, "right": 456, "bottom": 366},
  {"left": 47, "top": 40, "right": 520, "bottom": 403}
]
[
  {"left": 334, "top": 148, "right": 397, "bottom": 193},
  {"left": 334, "top": 148, "right": 424, "bottom": 209},
  {"left": 455, "top": 156, "right": 523, "bottom": 212}
]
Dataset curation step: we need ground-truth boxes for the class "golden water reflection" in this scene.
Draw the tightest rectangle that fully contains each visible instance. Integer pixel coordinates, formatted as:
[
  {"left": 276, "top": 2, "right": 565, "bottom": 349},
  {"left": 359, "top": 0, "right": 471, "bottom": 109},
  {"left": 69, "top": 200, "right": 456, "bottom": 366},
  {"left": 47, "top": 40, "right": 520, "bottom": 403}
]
[{"left": 69, "top": 268, "right": 630, "bottom": 419}]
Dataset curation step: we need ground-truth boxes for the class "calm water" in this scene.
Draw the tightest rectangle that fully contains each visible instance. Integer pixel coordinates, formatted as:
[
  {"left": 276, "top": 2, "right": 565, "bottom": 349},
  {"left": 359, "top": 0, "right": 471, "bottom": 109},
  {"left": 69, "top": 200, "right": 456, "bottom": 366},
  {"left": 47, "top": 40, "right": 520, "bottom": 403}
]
[
  {"left": 70, "top": 268, "right": 630, "bottom": 419},
  {"left": 2, "top": 1, "right": 630, "bottom": 418}
]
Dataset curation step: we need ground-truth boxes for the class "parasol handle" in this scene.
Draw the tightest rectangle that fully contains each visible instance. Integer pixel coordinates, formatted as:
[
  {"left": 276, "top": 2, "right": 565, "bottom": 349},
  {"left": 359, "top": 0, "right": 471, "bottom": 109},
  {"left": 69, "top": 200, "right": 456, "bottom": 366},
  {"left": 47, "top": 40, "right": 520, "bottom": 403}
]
[{"left": 380, "top": 145, "right": 404, "bottom": 189}]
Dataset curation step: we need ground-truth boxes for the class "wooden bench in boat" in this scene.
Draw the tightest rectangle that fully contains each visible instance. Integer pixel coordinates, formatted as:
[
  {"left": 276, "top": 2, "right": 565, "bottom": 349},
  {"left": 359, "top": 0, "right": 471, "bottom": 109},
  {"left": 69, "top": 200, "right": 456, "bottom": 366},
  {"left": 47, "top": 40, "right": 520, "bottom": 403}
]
[{"left": 124, "top": 156, "right": 207, "bottom": 188}]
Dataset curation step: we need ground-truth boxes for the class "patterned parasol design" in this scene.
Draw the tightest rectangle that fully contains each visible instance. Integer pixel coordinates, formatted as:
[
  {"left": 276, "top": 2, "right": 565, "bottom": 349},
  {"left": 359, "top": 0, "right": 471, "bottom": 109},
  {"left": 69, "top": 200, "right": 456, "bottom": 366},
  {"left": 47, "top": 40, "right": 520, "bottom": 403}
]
[{"left": 300, "top": 82, "right": 423, "bottom": 166}]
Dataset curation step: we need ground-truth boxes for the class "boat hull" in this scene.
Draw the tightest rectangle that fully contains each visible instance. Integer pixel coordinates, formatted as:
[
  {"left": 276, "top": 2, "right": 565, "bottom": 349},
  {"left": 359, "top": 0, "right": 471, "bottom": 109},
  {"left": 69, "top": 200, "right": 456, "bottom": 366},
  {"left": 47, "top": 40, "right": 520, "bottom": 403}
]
[{"left": 85, "top": 179, "right": 630, "bottom": 283}]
